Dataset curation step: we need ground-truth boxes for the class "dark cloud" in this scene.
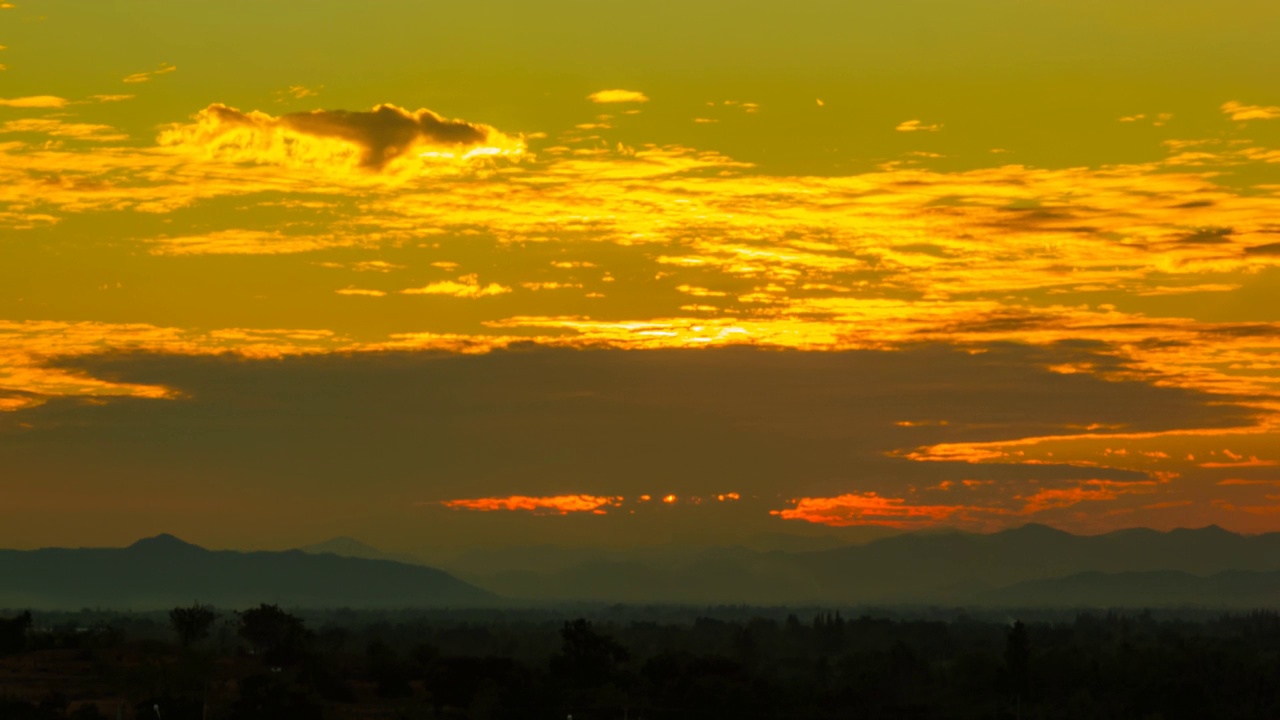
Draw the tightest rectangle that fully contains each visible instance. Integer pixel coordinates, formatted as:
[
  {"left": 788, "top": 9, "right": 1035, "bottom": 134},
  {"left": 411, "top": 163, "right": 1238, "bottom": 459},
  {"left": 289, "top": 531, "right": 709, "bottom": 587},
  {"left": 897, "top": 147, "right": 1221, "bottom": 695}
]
[
  {"left": 281, "top": 104, "right": 489, "bottom": 169},
  {"left": 1177, "top": 226, "right": 1233, "bottom": 245},
  {"left": 1245, "top": 242, "right": 1280, "bottom": 256},
  {"left": 184, "top": 102, "right": 502, "bottom": 170},
  {"left": 1, "top": 345, "right": 1252, "bottom": 535}
]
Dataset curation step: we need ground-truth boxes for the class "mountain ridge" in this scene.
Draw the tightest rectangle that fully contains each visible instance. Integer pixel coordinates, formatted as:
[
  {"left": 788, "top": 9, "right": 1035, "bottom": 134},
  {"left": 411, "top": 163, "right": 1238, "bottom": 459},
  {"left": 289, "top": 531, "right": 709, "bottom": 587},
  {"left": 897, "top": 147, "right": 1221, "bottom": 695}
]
[
  {"left": 7, "top": 526, "right": 1280, "bottom": 609},
  {"left": 0, "top": 534, "right": 498, "bottom": 610}
]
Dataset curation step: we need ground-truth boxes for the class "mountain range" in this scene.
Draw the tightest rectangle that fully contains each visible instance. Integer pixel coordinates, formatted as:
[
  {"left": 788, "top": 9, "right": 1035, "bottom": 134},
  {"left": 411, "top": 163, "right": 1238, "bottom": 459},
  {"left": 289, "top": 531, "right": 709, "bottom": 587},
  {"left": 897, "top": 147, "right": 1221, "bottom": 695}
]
[
  {"left": 436, "top": 524, "right": 1280, "bottom": 606},
  {"left": 5, "top": 525, "right": 1280, "bottom": 610}
]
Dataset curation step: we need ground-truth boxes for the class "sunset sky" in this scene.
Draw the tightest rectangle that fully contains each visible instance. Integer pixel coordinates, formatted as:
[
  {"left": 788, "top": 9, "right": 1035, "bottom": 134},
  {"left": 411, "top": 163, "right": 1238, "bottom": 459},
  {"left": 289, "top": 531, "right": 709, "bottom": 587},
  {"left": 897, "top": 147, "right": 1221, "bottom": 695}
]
[{"left": 3, "top": 1, "right": 1280, "bottom": 554}]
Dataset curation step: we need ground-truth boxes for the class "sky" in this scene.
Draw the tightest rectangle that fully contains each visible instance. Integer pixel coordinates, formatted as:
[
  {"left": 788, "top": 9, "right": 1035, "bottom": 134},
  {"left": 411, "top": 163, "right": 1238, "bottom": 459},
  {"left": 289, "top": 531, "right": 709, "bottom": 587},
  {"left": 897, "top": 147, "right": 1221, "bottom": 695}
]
[{"left": 2, "top": 0, "right": 1280, "bottom": 554}]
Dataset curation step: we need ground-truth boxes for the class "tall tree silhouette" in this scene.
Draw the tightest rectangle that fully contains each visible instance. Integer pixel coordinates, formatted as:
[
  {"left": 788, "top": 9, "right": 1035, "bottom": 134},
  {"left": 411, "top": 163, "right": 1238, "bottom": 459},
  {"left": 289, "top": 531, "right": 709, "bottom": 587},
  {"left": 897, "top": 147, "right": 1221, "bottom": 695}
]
[
  {"left": 1005, "top": 619, "right": 1031, "bottom": 715},
  {"left": 0, "top": 611, "right": 31, "bottom": 656},
  {"left": 169, "top": 603, "right": 217, "bottom": 648},
  {"left": 551, "top": 618, "right": 630, "bottom": 689}
]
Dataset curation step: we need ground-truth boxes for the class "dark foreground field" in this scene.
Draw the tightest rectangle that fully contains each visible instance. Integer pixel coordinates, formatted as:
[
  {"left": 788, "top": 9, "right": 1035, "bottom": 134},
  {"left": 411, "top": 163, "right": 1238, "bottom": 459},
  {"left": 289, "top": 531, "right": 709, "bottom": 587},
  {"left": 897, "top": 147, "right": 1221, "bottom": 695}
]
[{"left": 2, "top": 605, "right": 1279, "bottom": 719}]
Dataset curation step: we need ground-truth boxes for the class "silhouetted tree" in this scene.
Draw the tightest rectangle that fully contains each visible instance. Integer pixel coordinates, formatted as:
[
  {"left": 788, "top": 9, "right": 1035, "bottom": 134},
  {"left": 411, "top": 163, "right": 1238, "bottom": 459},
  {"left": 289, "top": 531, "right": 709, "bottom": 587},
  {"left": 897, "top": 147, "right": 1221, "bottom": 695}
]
[
  {"left": 366, "top": 638, "right": 413, "bottom": 698},
  {"left": 1005, "top": 619, "right": 1031, "bottom": 711},
  {"left": 0, "top": 610, "right": 32, "bottom": 655},
  {"left": 237, "top": 604, "right": 310, "bottom": 665},
  {"left": 168, "top": 603, "right": 217, "bottom": 648},
  {"left": 551, "top": 618, "right": 630, "bottom": 689}
]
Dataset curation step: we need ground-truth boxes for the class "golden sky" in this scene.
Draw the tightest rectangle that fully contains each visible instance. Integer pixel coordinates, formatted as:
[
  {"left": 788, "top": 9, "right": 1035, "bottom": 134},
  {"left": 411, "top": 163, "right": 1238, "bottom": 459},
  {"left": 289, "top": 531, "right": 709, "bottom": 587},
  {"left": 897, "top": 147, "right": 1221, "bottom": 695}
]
[{"left": 2, "top": 1, "right": 1280, "bottom": 553}]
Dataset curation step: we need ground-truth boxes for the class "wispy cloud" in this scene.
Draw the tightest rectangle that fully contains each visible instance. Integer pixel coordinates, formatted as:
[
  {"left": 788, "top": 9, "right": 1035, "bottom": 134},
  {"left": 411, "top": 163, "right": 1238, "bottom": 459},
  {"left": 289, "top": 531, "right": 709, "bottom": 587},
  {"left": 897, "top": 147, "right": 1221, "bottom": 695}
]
[
  {"left": 896, "top": 119, "right": 941, "bottom": 132},
  {"left": 0, "top": 118, "right": 128, "bottom": 141},
  {"left": 401, "top": 274, "right": 512, "bottom": 298},
  {"left": 147, "top": 230, "right": 349, "bottom": 256},
  {"left": 278, "top": 85, "right": 322, "bottom": 101},
  {"left": 122, "top": 62, "right": 176, "bottom": 84},
  {"left": 0, "top": 95, "right": 68, "bottom": 108},
  {"left": 1222, "top": 101, "right": 1280, "bottom": 121},
  {"left": 1119, "top": 112, "right": 1173, "bottom": 126},
  {"left": 1017, "top": 480, "right": 1156, "bottom": 514}
]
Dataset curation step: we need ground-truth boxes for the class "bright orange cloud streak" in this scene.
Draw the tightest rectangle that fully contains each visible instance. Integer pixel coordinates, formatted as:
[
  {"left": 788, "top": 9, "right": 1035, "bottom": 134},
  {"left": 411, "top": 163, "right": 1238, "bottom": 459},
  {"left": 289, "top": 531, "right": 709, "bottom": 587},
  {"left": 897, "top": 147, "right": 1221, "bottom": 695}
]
[
  {"left": 770, "top": 492, "right": 968, "bottom": 528},
  {"left": 438, "top": 494, "right": 624, "bottom": 515}
]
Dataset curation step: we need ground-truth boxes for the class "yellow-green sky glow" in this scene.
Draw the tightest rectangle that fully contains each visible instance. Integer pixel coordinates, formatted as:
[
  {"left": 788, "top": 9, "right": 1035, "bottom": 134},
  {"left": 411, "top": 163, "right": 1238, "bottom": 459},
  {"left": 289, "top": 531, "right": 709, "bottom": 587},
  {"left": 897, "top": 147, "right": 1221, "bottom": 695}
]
[{"left": 3, "top": 1, "right": 1280, "bottom": 553}]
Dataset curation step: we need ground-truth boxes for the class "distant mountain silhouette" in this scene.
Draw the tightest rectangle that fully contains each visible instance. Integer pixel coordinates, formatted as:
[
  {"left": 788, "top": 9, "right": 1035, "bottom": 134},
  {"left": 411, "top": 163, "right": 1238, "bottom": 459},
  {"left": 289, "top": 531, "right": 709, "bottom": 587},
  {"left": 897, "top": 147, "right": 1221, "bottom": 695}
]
[
  {"left": 439, "top": 532, "right": 881, "bottom": 578},
  {"left": 474, "top": 553, "right": 825, "bottom": 605},
  {"left": 8, "top": 527, "right": 1279, "bottom": 609},
  {"left": 456, "top": 524, "right": 1280, "bottom": 606},
  {"left": 793, "top": 523, "right": 1280, "bottom": 604},
  {"left": 298, "top": 536, "right": 423, "bottom": 566},
  {"left": 986, "top": 568, "right": 1280, "bottom": 607},
  {"left": 0, "top": 534, "right": 497, "bottom": 610}
]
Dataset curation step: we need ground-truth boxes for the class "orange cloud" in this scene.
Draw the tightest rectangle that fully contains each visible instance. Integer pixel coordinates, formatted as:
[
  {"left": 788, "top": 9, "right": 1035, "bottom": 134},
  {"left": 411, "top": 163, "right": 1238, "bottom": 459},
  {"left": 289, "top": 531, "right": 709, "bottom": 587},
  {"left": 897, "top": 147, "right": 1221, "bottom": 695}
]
[
  {"left": 1199, "top": 457, "right": 1278, "bottom": 468},
  {"left": 770, "top": 492, "right": 966, "bottom": 528},
  {"left": 1017, "top": 480, "right": 1156, "bottom": 514},
  {"left": 438, "top": 494, "right": 624, "bottom": 515},
  {"left": 1143, "top": 500, "right": 1193, "bottom": 510},
  {"left": 1213, "top": 499, "right": 1280, "bottom": 516}
]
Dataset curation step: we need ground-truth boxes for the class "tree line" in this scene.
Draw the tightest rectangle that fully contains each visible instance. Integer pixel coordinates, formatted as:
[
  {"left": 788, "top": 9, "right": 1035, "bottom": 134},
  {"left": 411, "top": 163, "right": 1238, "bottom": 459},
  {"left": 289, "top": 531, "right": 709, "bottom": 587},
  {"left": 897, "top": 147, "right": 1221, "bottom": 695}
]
[{"left": 2, "top": 605, "right": 1280, "bottom": 718}]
